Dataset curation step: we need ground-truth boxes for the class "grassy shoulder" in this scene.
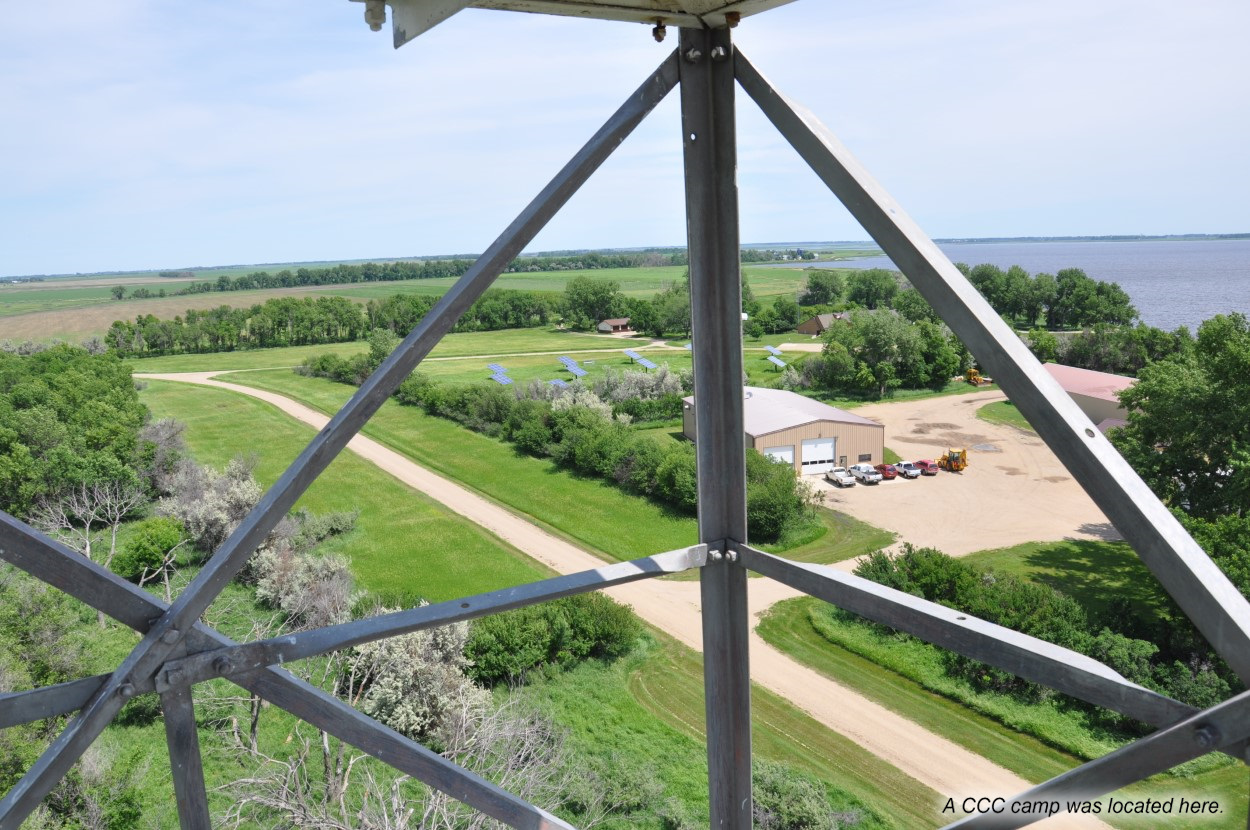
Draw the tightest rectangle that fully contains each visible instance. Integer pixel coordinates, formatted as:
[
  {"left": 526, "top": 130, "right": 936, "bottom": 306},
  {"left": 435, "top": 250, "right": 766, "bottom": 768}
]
[
  {"left": 139, "top": 379, "right": 550, "bottom": 604},
  {"left": 977, "top": 400, "right": 1034, "bottom": 432},
  {"left": 531, "top": 630, "right": 928, "bottom": 829},
  {"left": 758, "top": 597, "right": 1246, "bottom": 828}
]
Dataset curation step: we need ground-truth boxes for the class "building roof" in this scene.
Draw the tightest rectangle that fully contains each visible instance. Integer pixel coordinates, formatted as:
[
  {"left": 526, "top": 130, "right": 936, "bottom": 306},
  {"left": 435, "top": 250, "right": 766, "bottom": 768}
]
[
  {"left": 684, "top": 386, "right": 880, "bottom": 438},
  {"left": 1043, "top": 363, "right": 1135, "bottom": 403},
  {"left": 599, "top": 317, "right": 631, "bottom": 326}
]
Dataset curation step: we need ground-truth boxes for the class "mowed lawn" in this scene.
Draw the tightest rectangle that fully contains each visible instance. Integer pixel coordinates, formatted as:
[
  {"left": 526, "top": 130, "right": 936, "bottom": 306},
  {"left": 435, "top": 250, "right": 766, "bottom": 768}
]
[
  {"left": 757, "top": 598, "right": 1247, "bottom": 829},
  {"left": 960, "top": 539, "right": 1176, "bottom": 630},
  {"left": 211, "top": 370, "right": 700, "bottom": 559},
  {"left": 530, "top": 632, "right": 932, "bottom": 829},
  {"left": 139, "top": 380, "right": 550, "bottom": 604},
  {"left": 126, "top": 327, "right": 637, "bottom": 373}
]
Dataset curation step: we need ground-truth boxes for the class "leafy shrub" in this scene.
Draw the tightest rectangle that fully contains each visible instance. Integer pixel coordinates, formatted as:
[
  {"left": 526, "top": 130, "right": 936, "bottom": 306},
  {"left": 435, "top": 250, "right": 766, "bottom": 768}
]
[
  {"left": 467, "top": 593, "right": 641, "bottom": 685},
  {"left": 753, "top": 759, "right": 868, "bottom": 830},
  {"left": 853, "top": 545, "right": 1233, "bottom": 709},
  {"left": 113, "top": 516, "right": 185, "bottom": 582}
]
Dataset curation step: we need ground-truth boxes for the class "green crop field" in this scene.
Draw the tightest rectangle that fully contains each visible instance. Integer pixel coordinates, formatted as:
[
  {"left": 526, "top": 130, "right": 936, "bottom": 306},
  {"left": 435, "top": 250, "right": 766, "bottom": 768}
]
[{"left": 139, "top": 380, "right": 549, "bottom": 604}]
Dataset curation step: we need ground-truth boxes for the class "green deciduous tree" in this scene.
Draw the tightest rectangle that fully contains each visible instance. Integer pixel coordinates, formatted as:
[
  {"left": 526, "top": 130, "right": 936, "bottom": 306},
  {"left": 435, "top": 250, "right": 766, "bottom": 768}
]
[
  {"left": 798, "top": 270, "right": 844, "bottom": 306},
  {"left": 563, "top": 276, "right": 625, "bottom": 330},
  {"left": 1112, "top": 313, "right": 1250, "bottom": 520},
  {"left": 846, "top": 269, "right": 898, "bottom": 310}
]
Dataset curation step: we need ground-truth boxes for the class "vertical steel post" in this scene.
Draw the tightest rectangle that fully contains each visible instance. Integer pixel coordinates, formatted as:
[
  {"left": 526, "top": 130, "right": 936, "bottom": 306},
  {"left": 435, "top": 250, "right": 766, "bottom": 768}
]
[{"left": 679, "top": 25, "right": 752, "bottom": 830}]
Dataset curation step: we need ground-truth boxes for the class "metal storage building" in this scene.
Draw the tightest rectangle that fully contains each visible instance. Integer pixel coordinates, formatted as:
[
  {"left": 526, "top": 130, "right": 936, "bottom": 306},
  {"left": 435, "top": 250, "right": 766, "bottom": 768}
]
[{"left": 683, "top": 386, "right": 884, "bottom": 474}]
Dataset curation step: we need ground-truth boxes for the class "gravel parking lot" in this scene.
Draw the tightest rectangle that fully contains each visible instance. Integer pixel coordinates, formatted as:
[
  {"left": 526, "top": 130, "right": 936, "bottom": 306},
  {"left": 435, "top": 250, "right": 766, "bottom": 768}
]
[{"left": 813, "top": 389, "right": 1122, "bottom": 557}]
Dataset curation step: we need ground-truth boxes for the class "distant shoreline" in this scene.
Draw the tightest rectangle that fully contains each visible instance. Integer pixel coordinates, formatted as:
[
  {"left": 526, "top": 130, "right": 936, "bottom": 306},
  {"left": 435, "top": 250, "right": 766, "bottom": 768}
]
[{"left": 7, "top": 233, "right": 1247, "bottom": 283}]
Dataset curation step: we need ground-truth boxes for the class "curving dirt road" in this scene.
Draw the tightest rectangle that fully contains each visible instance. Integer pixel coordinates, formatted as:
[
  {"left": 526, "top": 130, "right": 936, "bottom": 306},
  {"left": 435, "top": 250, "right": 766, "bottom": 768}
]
[{"left": 138, "top": 372, "right": 1110, "bottom": 828}]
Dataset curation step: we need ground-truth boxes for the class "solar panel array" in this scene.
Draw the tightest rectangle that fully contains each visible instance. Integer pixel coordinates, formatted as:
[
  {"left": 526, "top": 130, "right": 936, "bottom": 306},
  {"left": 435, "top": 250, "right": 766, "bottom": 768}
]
[
  {"left": 486, "top": 363, "right": 506, "bottom": 372},
  {"left": 548, "top": 378, "right": 569, "bottom": 388},
  {"left": 568, "top": 366, "right": 588, "bottom": 378},
  {"left": 558, "top": 356, "right": 579, "bottom": 367},
  {"left": 623, "top": 349, "right": 642, "bottom": 360},
  {"left": 490, "top": 373, "right": 514, "bottom": 385},
  {"left": 637, "top": 358, "right": 658, "bottom": 370},
  {"left": 767, "top": 355, "right": 787, "bottom": 368},
  {"left": 764, "top": 345, "right": 783, "bottom": 356},
  {"left": 683, "top": 343, "right": 693, "bottom": 350}
]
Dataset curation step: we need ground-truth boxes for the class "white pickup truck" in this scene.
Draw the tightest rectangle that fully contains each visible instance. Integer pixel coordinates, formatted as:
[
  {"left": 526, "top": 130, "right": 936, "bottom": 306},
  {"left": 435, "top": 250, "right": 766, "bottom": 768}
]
[
  {"left": 824, "top": 467, "right": 857, "bottom": 488},
  {"left": 849, "top": 463, "right": 883, "bottom": 484}
]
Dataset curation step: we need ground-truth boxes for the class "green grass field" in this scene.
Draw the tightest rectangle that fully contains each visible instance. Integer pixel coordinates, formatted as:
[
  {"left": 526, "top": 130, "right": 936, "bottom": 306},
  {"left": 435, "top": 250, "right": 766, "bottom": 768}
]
[
  {"left": 207, "top": 369, "right": 895, "bottom": 567},
  {"left": 977, "top": 400, "right": 1034, "bottom": 432},
  {"left": 139, "top": 365, "right": 938, "bottom": 828},
  {"left": 207, "top": 370, "right": 701, "bottom": 560},
  {"left": 127, "top": 328, "right": 638, "bottom": 372},
  {"left": 758, "top": 598, "right": 1247, "bottom": 828},
  {"left": 960, "top": 539, "right": 1173, "bottom": 629},
  {"left": 4, "top": 259, "right": 851, "bottom": 342},
  {"left": 139, "top": 380, "right": 549, "bottom": 604}
]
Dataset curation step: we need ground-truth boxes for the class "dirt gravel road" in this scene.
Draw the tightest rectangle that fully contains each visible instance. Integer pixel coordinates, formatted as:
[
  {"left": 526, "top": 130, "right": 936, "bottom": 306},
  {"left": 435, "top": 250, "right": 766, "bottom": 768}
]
[{"left": 138, "top": 372, "right": 1109, "bottom": 828}]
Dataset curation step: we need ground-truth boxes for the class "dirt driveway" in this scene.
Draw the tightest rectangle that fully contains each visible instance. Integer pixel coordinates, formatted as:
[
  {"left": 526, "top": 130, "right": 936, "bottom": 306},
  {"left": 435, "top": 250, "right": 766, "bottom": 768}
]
[{"left": 815, "top": 389, "right": 1121, "bottom": 557}]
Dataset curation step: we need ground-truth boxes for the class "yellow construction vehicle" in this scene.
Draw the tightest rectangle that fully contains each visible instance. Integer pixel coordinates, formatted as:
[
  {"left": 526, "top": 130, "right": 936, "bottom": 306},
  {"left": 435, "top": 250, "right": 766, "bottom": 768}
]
[
  {"left": 965, "top": 368, "right": 992, "bottom": 386},
  {"left": 938, "top": 448, "right": 968, "bottom": 472}
]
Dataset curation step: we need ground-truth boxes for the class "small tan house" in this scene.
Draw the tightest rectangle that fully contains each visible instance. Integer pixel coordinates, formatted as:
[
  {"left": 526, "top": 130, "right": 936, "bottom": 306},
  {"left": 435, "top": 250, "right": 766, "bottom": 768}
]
[
  {"left": 1043, "top": 363, "right": 1135, "bottom": 432},
  {"left": 796, "top": 312, "right": 848, "bottom": 336},
  {"left": 683, "top": 387, "right": 884, "bottom": 475},
  {"left": 597, "top": 317, "right": 633, "bottom": 333}
]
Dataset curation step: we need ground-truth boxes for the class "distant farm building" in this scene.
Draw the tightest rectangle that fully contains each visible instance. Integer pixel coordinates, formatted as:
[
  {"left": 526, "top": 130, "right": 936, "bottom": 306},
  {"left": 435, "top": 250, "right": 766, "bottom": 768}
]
[
  {"left": 598, "top": 317, "right": 633, "bottom": 333},
  {"left": 683, "top": 386, "right": 884, "bottom": 475},
  {"left": 1043, "top": 363, "right": 1135, "bottom": 432},
  {"left": 796, "top": 312, "right": 849, "bottom": 336}
]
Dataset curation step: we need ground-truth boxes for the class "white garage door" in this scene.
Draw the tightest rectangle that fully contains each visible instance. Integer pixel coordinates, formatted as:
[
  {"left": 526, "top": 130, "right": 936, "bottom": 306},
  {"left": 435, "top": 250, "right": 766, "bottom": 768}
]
[
  {"left": 763, "top": 445, "right": 794, "bottom": 465},
  {"left": 800, "top": 437, "right": 836, "bottom": 474}
]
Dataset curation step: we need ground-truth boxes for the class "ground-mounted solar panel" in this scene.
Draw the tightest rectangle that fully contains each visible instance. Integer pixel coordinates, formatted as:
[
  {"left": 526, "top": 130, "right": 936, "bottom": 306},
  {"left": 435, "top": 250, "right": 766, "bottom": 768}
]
[
  {"left": 764, "top": 345, "right": 783, "bottom": 356},
  {"left": 486, "top": 363, "right": 506, "bottom": 372},
  {"left": 767, "top": 355, "right": 787, "bottom": 368},
  {"left": 558, "top": 356, "right": 578, "bottom": 366},
  {"left": 683, "top": 342, "right": 693, "bottom": 350},
  {"left": 623, "top": 349, "right": 642, "bottom": 360},
  {"left": 548, "top": 378, "right": 569, "bottom": 388},
  {"left": 568, "top": 366, "right": 588, "bottom": 378},
  {"left": 637, "top": 358, "right": 658, "bottom": 369},
  {"left": 489, "top": 373, "right": 514, "bottom": 385}
]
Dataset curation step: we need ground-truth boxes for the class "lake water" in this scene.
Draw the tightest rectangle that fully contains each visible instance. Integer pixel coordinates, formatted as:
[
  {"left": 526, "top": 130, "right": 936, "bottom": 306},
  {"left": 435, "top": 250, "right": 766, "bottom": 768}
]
[{"left": 769, "top": 239, "right": 1250, "bottom": 332}]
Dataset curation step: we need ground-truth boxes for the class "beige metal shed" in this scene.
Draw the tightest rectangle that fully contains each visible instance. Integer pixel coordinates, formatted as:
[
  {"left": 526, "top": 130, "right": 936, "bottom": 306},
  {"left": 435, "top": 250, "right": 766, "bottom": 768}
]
[{"left": 683, "top": 386, "right": 883, "bottom": 474}]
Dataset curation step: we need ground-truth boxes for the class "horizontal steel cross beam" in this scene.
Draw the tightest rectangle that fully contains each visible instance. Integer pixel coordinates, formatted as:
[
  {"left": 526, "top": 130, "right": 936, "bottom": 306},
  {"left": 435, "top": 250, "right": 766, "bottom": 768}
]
[{"left": 155, "top": 545, "right": 706, "bottom": 692}]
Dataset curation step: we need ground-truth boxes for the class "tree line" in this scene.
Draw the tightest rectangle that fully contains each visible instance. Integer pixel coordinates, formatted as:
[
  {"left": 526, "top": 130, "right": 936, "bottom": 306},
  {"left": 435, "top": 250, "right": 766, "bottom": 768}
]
[
  {"left": 111, "top": 247, "right": 794, "bottom": 300},
  {"left": 104, "top": 289, "right": 553, "bottom": 357}
]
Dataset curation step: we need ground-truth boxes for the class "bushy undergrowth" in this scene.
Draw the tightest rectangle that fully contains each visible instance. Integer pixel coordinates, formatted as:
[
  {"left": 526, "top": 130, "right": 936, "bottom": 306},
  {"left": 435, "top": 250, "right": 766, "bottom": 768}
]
[
  {"left": 296, "top": 351, "right": 818, "bottom": 542},
  {"left": 853, "top": 545, "right": 1236, "bottom": 720},
  {"left": 393, "top": 373, "right": 816, "bottom": 542},
  {"left": 467, "top": 593, "right": 642, "bottom": 685}
]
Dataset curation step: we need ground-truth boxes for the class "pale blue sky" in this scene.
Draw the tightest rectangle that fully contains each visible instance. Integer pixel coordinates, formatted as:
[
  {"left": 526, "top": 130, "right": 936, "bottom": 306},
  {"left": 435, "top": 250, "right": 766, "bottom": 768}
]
[{"left": 2, "top": 0, "right": 1246, "bottom": 277}]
